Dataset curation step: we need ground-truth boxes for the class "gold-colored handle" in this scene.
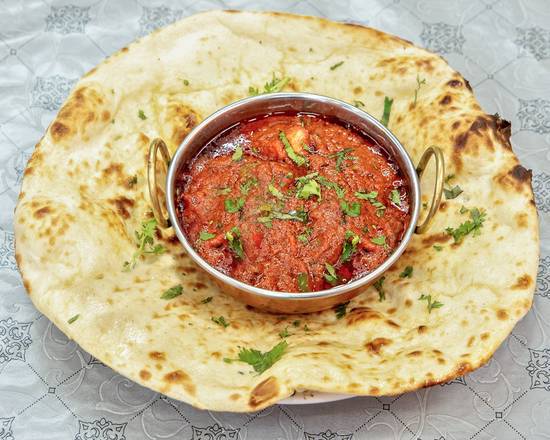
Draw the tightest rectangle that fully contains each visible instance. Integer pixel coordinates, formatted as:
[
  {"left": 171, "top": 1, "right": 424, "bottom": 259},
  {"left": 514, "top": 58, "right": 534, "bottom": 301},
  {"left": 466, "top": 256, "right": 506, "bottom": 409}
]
[
  {"left": 415, "top": 146, "right": 445, "bottom": 234},
  {"left": 147, "top": 138, "right": 171, "bottom": 229}
]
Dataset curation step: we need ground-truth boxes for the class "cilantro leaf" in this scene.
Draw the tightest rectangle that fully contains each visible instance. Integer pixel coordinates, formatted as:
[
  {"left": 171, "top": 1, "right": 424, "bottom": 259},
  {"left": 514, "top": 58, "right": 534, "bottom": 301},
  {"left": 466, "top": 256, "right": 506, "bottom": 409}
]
[
  {"left": 433, "top": 245, "right": 443, "bottom": 251},
  {"left": 123, "top": 218, "right": 166, "bottom": 271},
  {"left": 340, "top": 200, "right": 361, "bottom": 217},
  {"left": 67, "top": 314, "right": 80, "bottom": 324},
  {"left": 138, "top": 109, "right": 147, "bottom": 120},
  {"left": 445, "top": 207, "right": 486, "bottom": 243},
  {"left": 292, "top": 320, "right": 301, "bottom": 327},
  {"left": 199, "top": 231, "right": 216, "bottom": 241},
  {"left": 341, "top": 230, "right": 360, "bottom": 262},
  {"left": 444, "top": 185, "right": 463, "bottom": 200},
  {"left": 371, "top": 235, "right": 386, "bottom": 246},
  {"left": 317, "top": 175, "right": 345, "bottom": 198},
  {"left": 235, "top": 341, "right": 288, "bottom": 374},
  {"left": 399, "top": 266, "right": 413, "bottom": 278},
  {"left": 296, "top": 179, "right": 321, "bottom": 200},
  {"left": 268, "top": 183, "right": 285, "bottom": 200},
  {"left": 279, "top": 131, "right": 307, "bottom": 167},
  {"left": 272, "top": 210, "right": 308, "bottom": 223},
  {"left": 212, "top": 316, "right": 230, "bottom": 328},
  {"left": 240, "top": 178, "right": 258, "bottom": 195},
  {"left": 413, "top": 75, "right": 426, "bottom": 106},
  {"left": 232, "top": 146, "right": 243, "bottom": 161},
  {"left": 217, "top": 187, "right": 231, "bottom": 195},
  {"left": 353, "top": 100, "right": 365, "bottom": 108},
  {"left": 297, "top": 227, "right": 313, "bottom": 243},
  {"left": 225, "top": 197, "right": 245, "bottom": 213},
  {"left": 324, "top": 263, "right": 339, "bottom": 285},
  {"left": 373, "top": 276, "right": 385, "bottom": 301},
  {"left": 330, "top": 61, "right": 344, "bottom": 70},
  {"left": 419, "top": 294, "right": 444, "bottom": 313},
  {"left": 335, "top": 301, "right": 350, "bottom": 319},
  {"left": 329, "top": 148, "right": 356, "bottom": 172},
  {"left": 161, "top": 285, "right": 183, "bottom": 300},
  {"left": 355, "top": 191, "right": 386, "bottom": 216},
  {"left": 297, "top": 273, "right": 309, "bottom": 292},
  {"left": 390, "top": 189, "right": 401, "bottom": 206},
  {"left": 225, "top": 227, "right": 245, "bottom": 259},
  {"left": 249, "top": 74, "right": 291, "bottom": 96},
  {"left": 201, "top": 296, "right": 213, "bottom": 304},
  {"left": 381, "top": 96, "right": 393, "bottom": 127},
  {"left": 279, "top": 327, "right": 290, "bottom": 338}
]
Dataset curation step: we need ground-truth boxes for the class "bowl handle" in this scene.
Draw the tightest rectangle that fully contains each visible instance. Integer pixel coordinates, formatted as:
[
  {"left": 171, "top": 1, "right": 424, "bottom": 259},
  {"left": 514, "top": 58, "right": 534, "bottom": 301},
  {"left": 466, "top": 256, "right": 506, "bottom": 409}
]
[
  {"left": 415, "top": 146, "right": 445, "bottom": 234},
  {"left": 147, "top": 138, "right": 172, "bottom": 229}
]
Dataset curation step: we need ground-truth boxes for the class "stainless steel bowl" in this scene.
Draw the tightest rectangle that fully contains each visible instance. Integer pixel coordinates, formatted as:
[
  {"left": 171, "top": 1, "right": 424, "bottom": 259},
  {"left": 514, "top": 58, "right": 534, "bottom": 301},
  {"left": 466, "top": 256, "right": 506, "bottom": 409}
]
[{"left": 148, "top": 92, "right": 444, "bottom": 313}]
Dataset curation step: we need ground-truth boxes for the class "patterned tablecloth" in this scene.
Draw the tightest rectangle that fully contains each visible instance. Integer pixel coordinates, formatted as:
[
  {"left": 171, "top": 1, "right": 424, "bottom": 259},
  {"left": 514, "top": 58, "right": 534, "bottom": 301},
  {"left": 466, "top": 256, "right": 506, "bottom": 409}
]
[{"left": 1, "top": 0, "right": 549, "bottom": 439}]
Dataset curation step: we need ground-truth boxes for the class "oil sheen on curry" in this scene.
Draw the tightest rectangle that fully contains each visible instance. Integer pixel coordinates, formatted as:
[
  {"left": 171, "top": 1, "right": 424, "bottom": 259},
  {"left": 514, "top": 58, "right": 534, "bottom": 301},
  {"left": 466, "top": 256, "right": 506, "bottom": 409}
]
[{"left": 176, "top": 113, "right": 411, "bottom": 293}]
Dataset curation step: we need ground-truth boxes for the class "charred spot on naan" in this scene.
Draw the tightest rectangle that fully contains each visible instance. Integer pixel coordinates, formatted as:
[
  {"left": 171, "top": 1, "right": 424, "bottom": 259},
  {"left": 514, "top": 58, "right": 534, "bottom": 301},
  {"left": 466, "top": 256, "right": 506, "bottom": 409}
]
[
  {"left": 162, "top": 369, "right": 196, "bottom": 396},
  {"left": 50, "top": 86, "right": 110, "bottom": 143},
  {"left": 161, "top": 101, "right": 200, "bottom": 148},
  {"left": 365, "top": 337, "right": 392, "bottom": 355},
  {"left": 494, "top": 163, "right": 533, "bottom": 193},
  {"left": 249, "top": 376, "right": 280, "bottom": 408}
]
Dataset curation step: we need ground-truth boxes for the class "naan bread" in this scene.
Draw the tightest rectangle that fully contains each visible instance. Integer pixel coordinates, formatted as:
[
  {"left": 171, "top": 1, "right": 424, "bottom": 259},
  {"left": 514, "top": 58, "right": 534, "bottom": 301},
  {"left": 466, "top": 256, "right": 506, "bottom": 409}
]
[{"left": 14, "top": 10, "right": 538, "bottom": 412}]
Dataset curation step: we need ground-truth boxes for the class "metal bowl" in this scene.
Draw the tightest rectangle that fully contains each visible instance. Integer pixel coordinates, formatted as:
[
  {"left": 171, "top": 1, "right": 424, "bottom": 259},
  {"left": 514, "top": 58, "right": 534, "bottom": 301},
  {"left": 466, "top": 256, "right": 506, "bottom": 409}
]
[{"left": 148, "top": 92, "right": 444, "bottom": 313}]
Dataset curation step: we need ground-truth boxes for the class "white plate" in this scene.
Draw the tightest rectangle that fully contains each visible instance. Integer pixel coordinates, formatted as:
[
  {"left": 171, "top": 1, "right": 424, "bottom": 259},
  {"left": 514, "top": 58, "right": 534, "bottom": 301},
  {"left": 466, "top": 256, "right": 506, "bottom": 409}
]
[{"left": 280, "top": 391, "right": 356, "bottom": 405}]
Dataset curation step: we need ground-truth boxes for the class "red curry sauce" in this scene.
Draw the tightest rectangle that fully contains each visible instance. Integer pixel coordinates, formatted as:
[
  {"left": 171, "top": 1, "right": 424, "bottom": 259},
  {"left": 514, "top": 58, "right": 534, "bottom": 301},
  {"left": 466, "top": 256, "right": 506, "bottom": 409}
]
[{"left": 176, "top": 113, "right": 410, "bottom": 293}]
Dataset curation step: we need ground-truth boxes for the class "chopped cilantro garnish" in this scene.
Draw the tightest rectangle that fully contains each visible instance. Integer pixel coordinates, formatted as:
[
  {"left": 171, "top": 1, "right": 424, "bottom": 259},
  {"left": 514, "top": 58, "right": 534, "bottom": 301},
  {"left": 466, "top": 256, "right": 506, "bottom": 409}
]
[
  {"left": 67, "top": 314, "right": 80, "bottom": 324},
  {"left": 138, "top": 109, "right": 147, "bottom": 120},
  {"left": 341, "top": 230, "right": 360, "bottom": 262},
  {"left": 317, "top": 175, "right": 345, "bottom": 198},
  {"left": 373, "top": 276, "right": 386, "bottom": 301},
  {"left": 224, "top": 197, "right": 245, "bottom": 213},
  {"left": 445, "top": 174, "right": 455, "bottom": 184},
  {"left": 371, "top": 235, "right": 386, "bottom": 246},
  {"left": 217, "top": 187, "right": 231, "bottom": 195},
  {"left": 249, "top": 74, "right": 291, "bottom": 96},
  {"left": 433, "top": 245, "right": 443, "bottom": 251},
  {"left": 161, "top": 285, "right": 183, "bottom": 300},
  {"left": 304, "top": 324, "right": 311, "bottom": 332},
  {"left": 353, "top": 100, "right": 365, "bottom": 108},
  {"left": 240, "top": 178, "right": 258, "bottom": 195},
  {"left": 279, "top": 131, "right": 307, "bottom": 167},
  {"left": 183, "top": 79, "right": 190, "bottom": 86},
  {"left": 399, "top": 266, "right": 413, "bottom": 278},
  {"left": 233, "top": 341, "right": 288, "bottom": 374},
  {"left": 340, "top": 200, "right": 361, "bottom": 217},
  {"left": 225, "top": 227, "right": 244, "bottom": 259},
  {"left": 335, "top": 301, "right": 350, "bottom": 319},
  {"left": 199, "top": 231, "right": 216, "bottom": 241},
  {"left": 390, "top": 189, "right": 401, "bottom": 206},
  {"left": 445, "top": 208, "right": 486, "bottom": 243},
  {"left": 329, "top": 148, "right": 356, "bottom": 172},
  {"left": 201, "top": 296, "right": 213, "bottom": 304},
  {"left": 128, "top": 175, "right": 138, "bottom": 187},
  {"left": 355, "top": 191, "right": 386, "bottom": 216},
  {"left": 460, "top": 205, "right": 468, "bottom": 214},
  {"left": 444, "top": 185, "right": 463, "bottom": 200},
  {"left": 268, "top": 183, "right": 285, "bottom": 200},
  {"left": 279, "top": 327, "right": 290, "bottom": 338},
  {"left": 381, "top": 96, "right": 393, "bottom": 127},
  {"left": 296, "top": 179, "right": 321, "bottom": 200},
  {"left": 413, "top": 75, "right": 426, "bottom": 105},
  {"left": 297, "top": 273, "right": 309, "bottom": 292},
  {"left": 419, "top": 294, "right": 443, "bottom": 313},
  {"left": 330, "top": 61, "right": 344, "bottom": 70},
  {"left": 272, "top": 210, "right": 308, "bottom": 223},
  {"left": 232, "top": 146, "right": 243, "bottom": 161},
  {"left": 123, "top": 218, "right": 166, "bottom": 271},
  {"left": 297, "top": 227, "right": 313, "bottom": 243},
  {"left": 212, "top": 316, "right": 230, "bottom": 328},
  {"left": 324, "top": 263, "right": 339, "bottom": 285},
  {"left": 292, "top": 320, "right": 301, "bottom": 327}
]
